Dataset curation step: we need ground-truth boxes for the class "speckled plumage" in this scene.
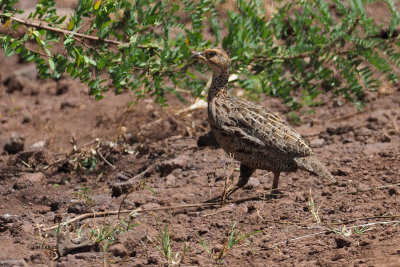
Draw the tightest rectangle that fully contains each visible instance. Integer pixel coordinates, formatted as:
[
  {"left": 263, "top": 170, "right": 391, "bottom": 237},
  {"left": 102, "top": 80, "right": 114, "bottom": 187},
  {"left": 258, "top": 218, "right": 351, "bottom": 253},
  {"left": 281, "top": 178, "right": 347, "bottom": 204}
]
[{"left": 192, "top": 48, "right": 335, "bottom": 199}]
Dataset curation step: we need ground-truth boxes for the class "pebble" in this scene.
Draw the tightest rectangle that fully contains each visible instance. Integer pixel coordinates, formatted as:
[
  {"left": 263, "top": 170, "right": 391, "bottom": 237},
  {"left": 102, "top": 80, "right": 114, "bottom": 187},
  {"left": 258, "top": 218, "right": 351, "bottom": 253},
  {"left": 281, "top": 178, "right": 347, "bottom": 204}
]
[
  {"left": 165, "top": 174, "right": 176, "bottom": 185},
  {"left": 310, "top": 138, "right": 325, "bottom": 148},
  {"left": 157, "top": 155, "right": 188, "bottom": 176},
  {"left": 3, "top": 133, "right": 25, "bottom": 154},
  {"left": 246, "top": 177, "right": 260, "bottom": 188}
]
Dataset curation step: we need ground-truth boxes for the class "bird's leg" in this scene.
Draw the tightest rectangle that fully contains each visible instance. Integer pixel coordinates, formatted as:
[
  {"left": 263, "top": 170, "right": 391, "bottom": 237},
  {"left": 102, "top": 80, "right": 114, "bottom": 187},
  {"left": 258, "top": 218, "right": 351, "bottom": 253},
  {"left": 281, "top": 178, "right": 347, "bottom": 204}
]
[
  {"left": 271, "top": 171, "right": 282, "bottom": 197},
  {"left": 205, "top": 164, "right": 254, "bottom": 204},
  {"left": 225, "top": 164, "right": 255, "bottom": 198}
]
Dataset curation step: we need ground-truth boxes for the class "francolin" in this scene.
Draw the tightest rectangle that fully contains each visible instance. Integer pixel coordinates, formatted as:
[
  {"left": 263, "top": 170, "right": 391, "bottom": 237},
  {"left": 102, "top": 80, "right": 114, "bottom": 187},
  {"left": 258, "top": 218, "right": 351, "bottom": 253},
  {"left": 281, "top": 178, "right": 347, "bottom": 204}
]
[{"left": 191, "top": 48, "right": 336, "bottom": 201}]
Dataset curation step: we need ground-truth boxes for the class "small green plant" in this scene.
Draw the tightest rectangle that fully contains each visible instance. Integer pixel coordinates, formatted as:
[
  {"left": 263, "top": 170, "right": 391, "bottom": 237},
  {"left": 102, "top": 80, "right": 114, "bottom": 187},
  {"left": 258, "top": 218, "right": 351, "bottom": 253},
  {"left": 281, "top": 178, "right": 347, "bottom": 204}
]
[
  {"left": 308, "top": 189, "right": 322, "bottom": 224},
  {"left": 199, "top": 220, "right": 262, "bottom": 263},
  {"left": 332, "top": 225, "right": 352, "bottom": 237},
  {"left": 80, "top": 156, "right": 98, "bottom": 172},
  {"left": 354, "top": 225, "right": 370, "bottom": 235},
  {"left": 89, "top": 212, "right": 139, "bottom": 266},
  {"left": 75, "top": 187, "right": 95, "bottom": 206},
  {"left": 148, "top": 223, "right": 188, "bottom": 266}
]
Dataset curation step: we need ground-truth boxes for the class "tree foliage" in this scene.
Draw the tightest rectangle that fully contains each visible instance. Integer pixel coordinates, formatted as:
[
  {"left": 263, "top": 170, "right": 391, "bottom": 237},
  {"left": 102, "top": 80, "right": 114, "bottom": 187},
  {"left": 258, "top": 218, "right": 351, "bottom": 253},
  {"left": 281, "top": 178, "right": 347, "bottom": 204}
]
[{"left": 0, "top": 0, "right": 399, "bottom": 110}]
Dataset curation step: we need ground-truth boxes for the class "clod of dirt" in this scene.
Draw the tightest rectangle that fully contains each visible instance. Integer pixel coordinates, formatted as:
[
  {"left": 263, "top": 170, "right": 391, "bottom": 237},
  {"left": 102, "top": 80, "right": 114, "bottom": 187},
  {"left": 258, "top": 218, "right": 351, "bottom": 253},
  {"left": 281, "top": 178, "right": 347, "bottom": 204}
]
[
  {"left": 332, "top": 167, "right": 352, "bottom": 176},
  {"left": 197, "top": 131, "right": 220, "bottom": 147},
  {"left": 67, "top": 202, "right": 88, "bottom": 214},
  {"left": 310, "top": 138, "right": 325, "bottom": 148},
  {"left": 3, "top": 75, "right": 24, "bottom": 93},
  {"left": 0, "top": 259, "right": 28, "bottom": 267},
  {"left": 13, "top": 172, "right": 45, "bottom": 190},
  {"left": 335, "top": 237, "right": 352, "bottom": 248},
  {"left": 0, "top": 214, "right": 17, "bottom": 232},
  {"left": 157, "top": 155, "right": 189, "bottom": 177},
  {"left": 30, "top": 252, "right": 46, "bottom": 264},
  {"left": 388, "top": 188, "right": 397, "bottom": 196},
  {"left": 165, "top": 174, "right": 177, "bottom": 185},
  {"left": 3, "top": 133, "right": 25, "bottom": 154},
  {"left": 11, "top": 150, "right": 50, "bottom": 168},
  {"left": 378, "top": 133, "right": 391, "bottom": 143},
  {"left": 245, "top": 177, "right": 261, "bottom": 189},
  {"left": 21, "top": 113, "right": 32, "bottom": 124},
  {"left": 29, "top": 141, "right": 46, "bottom": 150},
  {"left": 57, "top": 231, "right": 95, "bottom": 257},
  {"left": 327, "top": 125, "right": 353, "bottom": 135},
  {"left": 108, "top": 243, "right": 128, "bottom": 257}
]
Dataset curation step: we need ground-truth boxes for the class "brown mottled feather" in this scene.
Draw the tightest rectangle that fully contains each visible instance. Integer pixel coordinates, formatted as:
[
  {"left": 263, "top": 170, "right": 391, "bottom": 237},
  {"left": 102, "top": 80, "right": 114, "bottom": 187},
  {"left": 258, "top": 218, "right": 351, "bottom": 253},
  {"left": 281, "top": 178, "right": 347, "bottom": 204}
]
[{"left": 192, "top": 48, "right": 335, "bottom": 199}]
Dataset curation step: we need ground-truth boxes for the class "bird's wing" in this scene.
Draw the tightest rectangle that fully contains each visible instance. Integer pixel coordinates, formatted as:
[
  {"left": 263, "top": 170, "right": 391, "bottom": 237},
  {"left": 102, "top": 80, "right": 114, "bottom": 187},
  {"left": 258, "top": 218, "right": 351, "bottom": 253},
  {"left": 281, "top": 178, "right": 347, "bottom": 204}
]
[{"left": 229, "top": 98, "right": 313, "bottom": 157}]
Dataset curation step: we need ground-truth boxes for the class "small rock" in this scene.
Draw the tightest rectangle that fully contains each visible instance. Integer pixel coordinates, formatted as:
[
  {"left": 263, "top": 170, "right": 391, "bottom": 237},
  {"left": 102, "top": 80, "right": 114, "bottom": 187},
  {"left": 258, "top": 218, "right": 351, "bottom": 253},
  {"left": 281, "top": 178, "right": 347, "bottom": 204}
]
[
  {"left": 332, "top": 166, "right": 352, "bottom": 176},
  {"left": 245, "top": 177, "right": 260, "bottom": 189},
  {"left": 389, "top": 188, "right": 397, "bottom": 196},
  {"left": 141, "top": 203, "right": 161, "bottom": 210},
  {"left": 0, "top": 259, "right": 27, "bottom": 267},
  {"left": 165, "top": 174, "right": 176, "bottom": 186},
  {"left": 22, "top": 113, "right": 32, "bottom": 124},
  {"left": 214, "top": 169, "right": 226, "bottom": 181},
  {"left": 310, "top": 138, "right": 325, "bottom": 148},
  {"left": 247, "top": 203, "right": 257, "bottom": 213},
  {"left": 358, "top": 183, "right": 370, "bottom": 191},
  {"left": 108, "top": 243, "right": 128, "bottom": 257},
  {"left": 4, "top": 133, "right": 25, "bottom": 154},
  {"left": 157, "top": 155, "right": 188, "bottom": 177},
  {"left": 67, "top": 202, "right": 87, "bottom": 214},
  {"left": 30, "top": 140, "right": 46, "bottom": 150},
  {"left": 13, "top": 179, "right": 32, "bottom": 190},
  {"left": 197, "top": 225, "right": 209, "bottom": 236},
  {"left": 327, "top": 125, "right": 353, "bottom": 135},
  {"left": 378, "top": 133, "right": 391, "bottom": 143},
  {"left": 30, "top": 252, "right": 46, "bottom": 264},
  {"left": 0, "top": 214, "right": 17, "bottom": 232}
]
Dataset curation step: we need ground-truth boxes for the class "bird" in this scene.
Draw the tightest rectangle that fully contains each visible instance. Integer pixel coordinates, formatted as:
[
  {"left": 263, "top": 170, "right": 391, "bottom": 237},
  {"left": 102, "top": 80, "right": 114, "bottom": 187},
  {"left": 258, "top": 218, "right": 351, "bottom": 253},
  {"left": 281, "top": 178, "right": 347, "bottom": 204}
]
[{"left": 191, "top": 48, "right": 336, "bottom": 201}]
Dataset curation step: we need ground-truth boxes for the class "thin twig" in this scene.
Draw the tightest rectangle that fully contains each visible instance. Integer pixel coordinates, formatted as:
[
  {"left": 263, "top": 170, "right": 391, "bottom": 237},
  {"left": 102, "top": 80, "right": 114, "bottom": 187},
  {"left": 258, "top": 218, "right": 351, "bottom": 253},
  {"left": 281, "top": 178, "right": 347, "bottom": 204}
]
[
  {"left": 40, "top": 194, "right": 280, "bottom": 231},
  {"left": 2, "top": 15, "right": 152, "bottom": 48},
  {"left": 330, "top": 214, "right": 400, "bottom": 225},
  {"left": 96, "top": 149, "right": 116, "bottom": 170},
  {"left": 343, "top": 183, "right": 400, "bottom": 195},
  {"left": 273, "top": 219, "right": 400, "bottom": 246}
]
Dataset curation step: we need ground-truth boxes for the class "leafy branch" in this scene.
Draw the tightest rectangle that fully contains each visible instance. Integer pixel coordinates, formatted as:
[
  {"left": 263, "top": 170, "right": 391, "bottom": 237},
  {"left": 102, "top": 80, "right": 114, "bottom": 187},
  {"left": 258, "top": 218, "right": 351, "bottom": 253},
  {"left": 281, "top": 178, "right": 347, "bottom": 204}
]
[{"left": 1, "top": 0, "right": 399, "bottom": 111}]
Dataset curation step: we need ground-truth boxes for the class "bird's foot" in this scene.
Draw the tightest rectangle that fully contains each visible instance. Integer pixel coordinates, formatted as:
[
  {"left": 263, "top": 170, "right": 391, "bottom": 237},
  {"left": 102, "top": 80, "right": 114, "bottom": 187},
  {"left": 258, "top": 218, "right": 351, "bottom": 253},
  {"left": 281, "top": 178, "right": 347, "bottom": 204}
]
[
  {"left": 204, "top": 185, "right": 236, "bottom": 205},
  {"left": 270, "top": 189, "right": 284, "bottom": 199}
]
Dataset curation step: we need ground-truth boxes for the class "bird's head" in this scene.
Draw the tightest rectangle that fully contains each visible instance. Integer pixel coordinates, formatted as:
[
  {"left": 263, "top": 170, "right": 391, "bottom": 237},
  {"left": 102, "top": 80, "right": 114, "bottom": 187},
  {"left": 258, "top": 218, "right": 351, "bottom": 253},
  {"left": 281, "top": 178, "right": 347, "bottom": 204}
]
[{"left": 191, "top": 48, "right": 231, "bottom": 76}]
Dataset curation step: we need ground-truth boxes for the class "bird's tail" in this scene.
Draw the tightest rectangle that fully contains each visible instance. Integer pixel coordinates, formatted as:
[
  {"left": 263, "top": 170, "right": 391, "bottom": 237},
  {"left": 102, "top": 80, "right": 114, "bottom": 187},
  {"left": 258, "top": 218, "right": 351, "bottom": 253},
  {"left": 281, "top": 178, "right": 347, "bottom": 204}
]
[{"left": 294, "top": 156, "right": 336, "bottom": 183}]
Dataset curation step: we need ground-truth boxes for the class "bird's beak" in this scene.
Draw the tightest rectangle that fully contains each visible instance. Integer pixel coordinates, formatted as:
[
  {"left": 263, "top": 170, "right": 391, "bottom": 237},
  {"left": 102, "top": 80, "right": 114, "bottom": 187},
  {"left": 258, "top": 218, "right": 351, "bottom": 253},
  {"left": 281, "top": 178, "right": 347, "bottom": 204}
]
[{"left": 191, "top": 51, "right": 204, "bottom": 60}]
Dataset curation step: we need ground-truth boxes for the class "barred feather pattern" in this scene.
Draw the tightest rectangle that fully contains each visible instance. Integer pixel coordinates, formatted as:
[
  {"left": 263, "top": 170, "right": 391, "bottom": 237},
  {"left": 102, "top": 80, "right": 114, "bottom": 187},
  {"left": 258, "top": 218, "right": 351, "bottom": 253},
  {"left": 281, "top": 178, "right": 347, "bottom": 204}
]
[{"left": 205, "top": 54, "right": 335, "bottom": 183}]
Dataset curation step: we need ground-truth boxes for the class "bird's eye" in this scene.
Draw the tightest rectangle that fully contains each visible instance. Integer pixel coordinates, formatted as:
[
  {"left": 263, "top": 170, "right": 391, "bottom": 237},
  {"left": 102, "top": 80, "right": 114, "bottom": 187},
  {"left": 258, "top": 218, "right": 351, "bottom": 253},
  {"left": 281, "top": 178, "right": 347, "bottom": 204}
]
[{"left": 209, "top": 51, "right": 216, "bottom": 57}]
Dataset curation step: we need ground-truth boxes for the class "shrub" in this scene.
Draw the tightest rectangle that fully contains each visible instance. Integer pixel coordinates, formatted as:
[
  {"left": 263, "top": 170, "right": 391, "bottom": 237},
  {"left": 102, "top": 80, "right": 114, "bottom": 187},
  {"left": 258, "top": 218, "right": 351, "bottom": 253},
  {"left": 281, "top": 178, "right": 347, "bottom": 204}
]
[{"left": 1, "top": 0, "right": 399, "bottom": 110}]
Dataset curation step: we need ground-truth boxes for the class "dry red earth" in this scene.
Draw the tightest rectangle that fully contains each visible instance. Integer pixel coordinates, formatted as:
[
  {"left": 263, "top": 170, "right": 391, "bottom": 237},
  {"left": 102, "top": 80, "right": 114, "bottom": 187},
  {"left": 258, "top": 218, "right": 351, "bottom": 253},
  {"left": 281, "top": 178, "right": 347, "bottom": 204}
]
[{"left": 1, "top": 2, "right": 400, "bottom": 267}]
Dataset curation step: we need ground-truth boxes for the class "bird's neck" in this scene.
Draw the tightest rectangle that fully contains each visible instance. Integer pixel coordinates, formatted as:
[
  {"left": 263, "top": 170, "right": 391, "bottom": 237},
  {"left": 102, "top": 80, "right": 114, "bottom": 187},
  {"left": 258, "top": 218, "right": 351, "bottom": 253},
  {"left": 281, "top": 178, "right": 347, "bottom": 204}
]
[{"left": 208, "top": 69, "right": 229, "bottom": 101}]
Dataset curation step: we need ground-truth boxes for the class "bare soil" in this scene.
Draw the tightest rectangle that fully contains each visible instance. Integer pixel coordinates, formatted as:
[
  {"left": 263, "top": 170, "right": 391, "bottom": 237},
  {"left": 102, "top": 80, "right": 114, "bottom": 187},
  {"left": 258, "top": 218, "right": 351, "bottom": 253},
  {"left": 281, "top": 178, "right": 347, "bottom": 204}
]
[{"left": 1, "top": 2, "right": 400, "bottom": 267}]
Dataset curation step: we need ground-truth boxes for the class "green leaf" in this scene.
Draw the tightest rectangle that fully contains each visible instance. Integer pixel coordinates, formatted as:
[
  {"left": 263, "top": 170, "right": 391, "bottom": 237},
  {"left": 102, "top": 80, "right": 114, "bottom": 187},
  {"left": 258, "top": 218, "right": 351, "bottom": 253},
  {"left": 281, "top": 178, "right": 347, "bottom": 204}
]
[{"left": 48, "top": 58, "right": 55, "bottom": 72}]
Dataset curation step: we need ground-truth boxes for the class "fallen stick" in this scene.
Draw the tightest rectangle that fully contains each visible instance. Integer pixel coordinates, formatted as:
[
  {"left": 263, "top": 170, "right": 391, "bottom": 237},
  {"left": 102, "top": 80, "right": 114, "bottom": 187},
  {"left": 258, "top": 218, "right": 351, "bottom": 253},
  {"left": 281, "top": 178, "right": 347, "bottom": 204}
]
[{"left": 40, "top": 194, "right": 279, "bottom": 231}]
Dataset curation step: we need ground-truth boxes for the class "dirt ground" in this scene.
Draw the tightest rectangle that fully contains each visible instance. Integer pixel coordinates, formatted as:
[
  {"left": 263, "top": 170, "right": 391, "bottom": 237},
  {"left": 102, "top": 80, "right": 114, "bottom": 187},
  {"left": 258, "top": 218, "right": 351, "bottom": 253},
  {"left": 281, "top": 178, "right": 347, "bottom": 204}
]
[{"left": 1, "top": 2, "right": 400, "bottom": 267}]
